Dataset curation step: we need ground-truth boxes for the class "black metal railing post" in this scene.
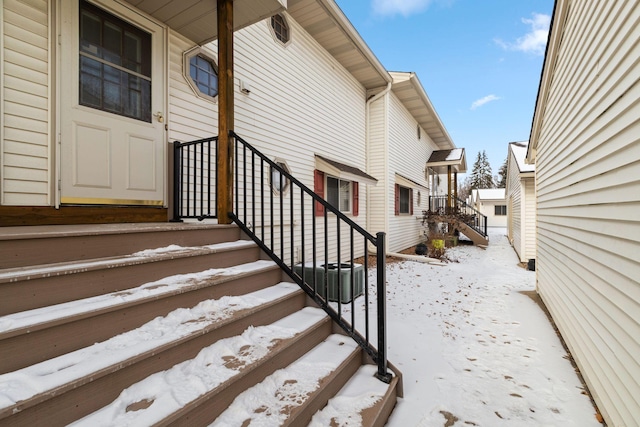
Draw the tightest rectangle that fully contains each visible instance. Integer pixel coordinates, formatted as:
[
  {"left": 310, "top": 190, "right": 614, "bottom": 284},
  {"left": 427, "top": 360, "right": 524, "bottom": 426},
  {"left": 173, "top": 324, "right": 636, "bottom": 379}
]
[
  {"left": 172, "top": 137, "right": 218, "bottom": 222},
  {"left": 171, "top": 141, "right": 183, "bottom": 222},
  {"left": 376, "top": 231, "right": 391, "bottom": 383},
  {"left": 227, "top": 132, "right": 392, "bottom": 385}
]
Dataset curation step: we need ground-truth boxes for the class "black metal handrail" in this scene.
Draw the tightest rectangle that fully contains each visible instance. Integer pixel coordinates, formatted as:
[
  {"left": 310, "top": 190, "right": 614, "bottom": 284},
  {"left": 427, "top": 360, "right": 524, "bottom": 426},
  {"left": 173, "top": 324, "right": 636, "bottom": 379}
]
[
  {"left": 428, "top": 195, "right": 488, "bottom": 237},
  {"left": 172, "top": 137, "right": 218, "bottom": 221},
  {"left": 229, "top": 131, "right": 391, "bottom": 383}
]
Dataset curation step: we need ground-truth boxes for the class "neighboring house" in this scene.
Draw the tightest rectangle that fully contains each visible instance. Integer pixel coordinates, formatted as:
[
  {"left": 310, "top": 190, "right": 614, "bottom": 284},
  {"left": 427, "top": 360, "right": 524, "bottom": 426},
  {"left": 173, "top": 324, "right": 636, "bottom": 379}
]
[
  {"left": 472, "top": 189, "right": 506, "bottom": 228},
  {"left": 368, "top": 71, "right": 464, "bottom": 253},
  {"left": 528, "top": 1, "right": 640, "bottom": 426},
  {"left": 505, "top": 141, "right": 535, "bottom": 264}
]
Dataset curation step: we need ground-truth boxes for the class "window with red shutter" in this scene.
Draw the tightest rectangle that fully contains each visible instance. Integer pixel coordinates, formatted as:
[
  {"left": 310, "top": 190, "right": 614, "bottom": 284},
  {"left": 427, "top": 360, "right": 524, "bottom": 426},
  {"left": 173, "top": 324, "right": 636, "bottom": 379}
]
[
  {"left": 352, "top": 182, "right": 359, "bottom": 216},
  {"left": 314, "top": 170, "right": 325, "bottom": 216},
  {"left": 394, "top": 184, "right": 400, "bottom": 216}
]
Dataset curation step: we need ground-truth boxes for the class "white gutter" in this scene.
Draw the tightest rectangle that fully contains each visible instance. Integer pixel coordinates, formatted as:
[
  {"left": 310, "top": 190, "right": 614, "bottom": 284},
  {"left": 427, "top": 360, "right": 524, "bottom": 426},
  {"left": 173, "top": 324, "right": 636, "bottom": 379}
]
[{"left": 365, "top": 82, "right": 391, "bottom": 235}]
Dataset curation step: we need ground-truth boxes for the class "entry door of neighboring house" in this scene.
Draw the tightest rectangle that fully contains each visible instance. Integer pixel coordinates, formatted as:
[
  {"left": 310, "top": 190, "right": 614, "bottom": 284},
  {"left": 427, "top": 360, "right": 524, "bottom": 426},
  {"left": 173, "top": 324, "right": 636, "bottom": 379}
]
[{"left": 59, "top": 0, "right": 166, "bottom": 206}]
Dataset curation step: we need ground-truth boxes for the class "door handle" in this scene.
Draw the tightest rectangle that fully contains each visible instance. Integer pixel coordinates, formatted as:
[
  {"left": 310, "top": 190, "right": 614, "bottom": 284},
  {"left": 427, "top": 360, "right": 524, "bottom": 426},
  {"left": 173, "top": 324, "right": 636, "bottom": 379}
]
[{"left": 153, "top": 112, "right": 164, "bottom": 123}]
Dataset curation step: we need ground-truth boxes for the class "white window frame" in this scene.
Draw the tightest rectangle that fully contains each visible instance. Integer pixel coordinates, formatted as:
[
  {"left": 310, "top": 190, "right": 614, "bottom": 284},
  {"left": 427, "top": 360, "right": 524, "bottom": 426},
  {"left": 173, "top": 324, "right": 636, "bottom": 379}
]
[
  {"left": 326, "top": 175, "right": 351, "bottom": 213},
  {"left": 268, "top": 13, "right": 291, "bottom": 47},
  {"left": 183, "top": 46, "right": 218, "bottom": 102},
  {"left": 270, "top": 158, "right": 291, "bottom": 195},
  {"left": 398, "top": 185, "right": 411, "bottom": 214}
]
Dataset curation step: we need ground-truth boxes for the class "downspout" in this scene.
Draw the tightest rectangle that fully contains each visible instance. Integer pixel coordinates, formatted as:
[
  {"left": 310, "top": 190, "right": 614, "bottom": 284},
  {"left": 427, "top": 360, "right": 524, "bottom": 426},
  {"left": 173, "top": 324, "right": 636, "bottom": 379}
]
[{"left": 365, "top": 82, "right": 391, "bottom": 234}]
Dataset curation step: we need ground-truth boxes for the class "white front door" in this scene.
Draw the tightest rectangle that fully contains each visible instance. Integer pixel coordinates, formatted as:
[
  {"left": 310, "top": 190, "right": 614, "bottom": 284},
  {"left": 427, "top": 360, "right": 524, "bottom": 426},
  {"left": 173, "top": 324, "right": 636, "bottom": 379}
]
[{"left": 60, "top": 0, "right": 166, "bottom": 206}]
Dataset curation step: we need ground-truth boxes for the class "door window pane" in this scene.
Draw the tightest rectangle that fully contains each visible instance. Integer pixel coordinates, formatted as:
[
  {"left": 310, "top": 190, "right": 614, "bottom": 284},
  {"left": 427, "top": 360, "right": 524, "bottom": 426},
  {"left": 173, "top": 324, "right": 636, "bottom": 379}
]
[{"left": 79, "top": 0, "right": 151, "bottom": 122}]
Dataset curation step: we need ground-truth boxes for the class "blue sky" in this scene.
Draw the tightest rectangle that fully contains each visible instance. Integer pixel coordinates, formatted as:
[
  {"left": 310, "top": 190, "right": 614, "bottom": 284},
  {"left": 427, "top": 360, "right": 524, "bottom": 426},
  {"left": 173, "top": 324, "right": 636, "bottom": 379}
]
[{"left": 334, "top": 0, "right": 554, "bottom": 178}]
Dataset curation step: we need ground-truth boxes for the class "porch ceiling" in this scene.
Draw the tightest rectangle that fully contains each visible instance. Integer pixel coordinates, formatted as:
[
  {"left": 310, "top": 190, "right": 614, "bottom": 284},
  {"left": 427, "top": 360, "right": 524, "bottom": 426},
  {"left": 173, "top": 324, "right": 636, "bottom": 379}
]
[
  {"left": 287, "top": 0, "right": 390, "bottom": 90},
  {"left": 123, "top": 0, "right": 287, "bottom": 45}
]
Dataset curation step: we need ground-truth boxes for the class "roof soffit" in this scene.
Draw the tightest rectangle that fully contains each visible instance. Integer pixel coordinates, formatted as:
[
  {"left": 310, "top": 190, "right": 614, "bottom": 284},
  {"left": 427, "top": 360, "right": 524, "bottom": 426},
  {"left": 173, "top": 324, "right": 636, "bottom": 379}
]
[
  {"left": 390, "top": 72, "right": 455, "bottom": 150},
  {"left": 122, "top": 0, "right": 287, "bottom": 45},
  {"left": 287, "top": 0, "right": 391, "bottom": 89}
]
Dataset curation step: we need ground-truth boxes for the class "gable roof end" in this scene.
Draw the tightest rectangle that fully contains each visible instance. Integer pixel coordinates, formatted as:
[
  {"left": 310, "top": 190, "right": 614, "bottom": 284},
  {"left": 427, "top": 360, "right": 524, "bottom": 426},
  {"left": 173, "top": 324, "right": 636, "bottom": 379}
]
[
  {"left": 288, "top": 0, "right": 391, "bottom": 89},
  {"left": 390, "top": 71, "right": 455, "bottom": 150},
  {"left": 426, "top": 148, "right": 467, "bottom": 174}
]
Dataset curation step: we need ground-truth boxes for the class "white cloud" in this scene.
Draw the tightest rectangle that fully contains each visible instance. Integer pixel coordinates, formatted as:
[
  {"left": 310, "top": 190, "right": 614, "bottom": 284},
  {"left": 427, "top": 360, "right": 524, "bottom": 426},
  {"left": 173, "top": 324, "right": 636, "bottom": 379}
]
[
  {"left": 495, "top": 13, "right": 550, "bottom": 56},
  {"left": 471, "top": 94, "right": 501, "bottom": 110},
  {"left": 372, "top": 0, "right": 433, "bottom": 17}
]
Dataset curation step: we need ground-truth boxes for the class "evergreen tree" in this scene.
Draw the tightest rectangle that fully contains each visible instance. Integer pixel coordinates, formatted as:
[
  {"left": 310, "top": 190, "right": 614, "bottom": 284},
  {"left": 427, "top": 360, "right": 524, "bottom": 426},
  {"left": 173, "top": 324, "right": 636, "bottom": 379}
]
[
  {"left": 496, "top": 157, "right": 508, "bottom": 188},
  {"left": 469, "top": 150, "right": 494, "bottom": 189}
]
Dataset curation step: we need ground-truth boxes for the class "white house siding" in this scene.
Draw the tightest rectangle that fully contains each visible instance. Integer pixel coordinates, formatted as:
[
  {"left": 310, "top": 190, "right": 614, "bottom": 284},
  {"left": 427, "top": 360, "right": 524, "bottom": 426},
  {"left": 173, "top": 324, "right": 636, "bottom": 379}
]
[
  {"left": 506, "top": 151, "right": 523, "bottom": 259},
  {"left": 168, "top": 14, "right": 370, "bottom": 261},
  {"left": 367, "top": 94, "right": 388, "bottom": 237},
  {"left": 531, "top": 2, "right": 640, "bottom": 426},
  {"left": 386, "top": 93, "right": 435, "bottom": 252},
  {"left": 478, "top": 199, "right": 507, "bottom": 228},
  {"left": 522, "top": 178, "right": 535, "bottom": 261},
  {"left": 1, "top": 0, "right": 51, "bottom": 206}
]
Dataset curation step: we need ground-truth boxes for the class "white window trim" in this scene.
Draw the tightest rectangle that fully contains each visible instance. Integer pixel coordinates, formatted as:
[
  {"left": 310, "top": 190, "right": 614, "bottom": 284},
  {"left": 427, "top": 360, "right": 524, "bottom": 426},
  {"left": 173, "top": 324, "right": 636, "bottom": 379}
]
[
  {"left": 268, "top": 13, "right": 292, "bottom": 47},
  {"left": 398, "top": 185, "right": 412, "bottom": 215},
  {"left": 270, "top": 158, "right": 291, "bottom": 195},
  {"left": 326, "top": 175, "right": 352, "bottom": 214},
  {"left": 183, "top": 45, "right": 218, "bottom": 103}
]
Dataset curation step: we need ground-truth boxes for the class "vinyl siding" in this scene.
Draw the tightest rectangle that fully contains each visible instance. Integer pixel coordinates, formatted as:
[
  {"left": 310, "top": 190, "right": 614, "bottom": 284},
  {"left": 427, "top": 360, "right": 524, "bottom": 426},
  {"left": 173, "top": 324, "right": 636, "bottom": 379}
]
[
  {"left": 1, "top": 0, "right": 51, "bottom": 205},
  {"left": 386, "top": 93, "right": 434, "bottom": 252},
  {"left": 477, "top": 200, "right": 507, "bottom": 228},
  {"left": 522, "top": 178, "right": 535, "bottom": 261},
  {"left": 506, "top": 150, "right": 523, "bottom": 260},
  {"left": 533, "top": 2, "right": 640, "bottom": 426},
  {"left": 367, "top": 94, "right": 387, "bottom": 236},
  {"left": 168, "top": 15, "right": 369, "bottom": 260}
]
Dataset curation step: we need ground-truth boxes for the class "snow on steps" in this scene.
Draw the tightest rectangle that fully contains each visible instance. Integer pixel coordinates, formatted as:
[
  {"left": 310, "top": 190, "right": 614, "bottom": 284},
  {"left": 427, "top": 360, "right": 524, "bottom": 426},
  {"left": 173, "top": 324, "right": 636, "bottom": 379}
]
[
  {"left": 70, "top": 309, "right": 333, "bottom": 426},
  {"left": 0, "top": 224, "right": 400, "bottom": 426},
  {"left": 0, "top": 240, "right": 262, "bottom": 316},
  {"left": 0, "top": 282, "right": 313, "bottom": 426},
  {"left": 0, "top": 256, "right": 284, "bottom": 375}
]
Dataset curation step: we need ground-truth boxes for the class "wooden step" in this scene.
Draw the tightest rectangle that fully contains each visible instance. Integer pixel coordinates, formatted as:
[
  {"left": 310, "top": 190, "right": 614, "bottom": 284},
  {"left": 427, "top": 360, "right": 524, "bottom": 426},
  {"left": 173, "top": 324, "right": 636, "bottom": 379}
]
[
  {"left": 59, "top": 308, "right": 332, "bottom": 427},
  {"left": 310, "top": 364, "right": 400, "bottom": 427},
  {"left": 0, "top": 283, "right": 311, "bottom": 426},
  {"left": 0, "top": 223, "right": 240, "bottom": 269},
  {"left": 456, "top": 221, "right": 489, "bottom": 246},
  {"left": 0, "top": 260, "right": 282, "bottom": 374},
  {"left": 0, "top": 240, "right": 261, "bottom": 315},
  {"left": 211, "top": 334, "right": 362, "bottom": 426}
]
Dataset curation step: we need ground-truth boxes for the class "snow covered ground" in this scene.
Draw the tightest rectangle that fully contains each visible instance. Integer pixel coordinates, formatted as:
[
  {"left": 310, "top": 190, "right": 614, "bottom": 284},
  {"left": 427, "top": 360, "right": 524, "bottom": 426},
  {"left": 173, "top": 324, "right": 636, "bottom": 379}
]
[
  {"left": 0, "top": 228, "right": 604, "bottom": 426},
  {"left": 381, "top": 228, "right": 602, "bottom": 427}
]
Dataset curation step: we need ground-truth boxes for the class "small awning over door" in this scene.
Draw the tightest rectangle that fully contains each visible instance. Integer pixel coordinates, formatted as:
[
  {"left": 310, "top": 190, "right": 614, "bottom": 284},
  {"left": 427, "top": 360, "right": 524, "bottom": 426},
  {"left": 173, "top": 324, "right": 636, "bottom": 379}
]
[
  {"left": 426, "top": 148, "right": 467, "bottom": 174},
  {"left": 123, "top": 0, "right": 287, "bottom": 45}
]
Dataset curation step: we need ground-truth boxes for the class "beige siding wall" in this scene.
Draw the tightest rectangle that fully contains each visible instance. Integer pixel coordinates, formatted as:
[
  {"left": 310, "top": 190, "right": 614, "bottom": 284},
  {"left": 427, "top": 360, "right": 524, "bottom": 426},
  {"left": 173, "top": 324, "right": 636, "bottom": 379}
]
[
  {"left": 522, "top": 177, "right": 536, "bottom": 261},
  {"left": 367, "top": 95, "right": 388, "bottom": 236},
  {"left": 1, "top": 0, "right": 51, "bottom": 205},
  {"left": 386, "top": 93, "right": 435, "bottom": 252},
  {"left": 506, "top": 151, "right": 523, "bottom": 260},
  {"left": 478, "top": 200, "right": 507, "bottom": 228},
  {"left": 169, "top": 15, "right": 370, "bottom": 260},
  {"left": 534, "top": 2, "right": 640, "bottom": 426}
]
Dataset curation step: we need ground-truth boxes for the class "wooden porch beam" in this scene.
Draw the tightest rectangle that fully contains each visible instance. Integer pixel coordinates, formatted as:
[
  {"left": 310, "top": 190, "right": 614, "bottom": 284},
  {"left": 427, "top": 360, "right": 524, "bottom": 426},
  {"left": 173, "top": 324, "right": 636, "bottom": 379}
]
[
  {"left": 454, "top": 172, "right": 458, "bottom": 201},
  {"left": 447, "top": 165, "right": 452, "bottom": 208},
  {"left": 217, "top": 0, "right": 234, "bottom": 224}
]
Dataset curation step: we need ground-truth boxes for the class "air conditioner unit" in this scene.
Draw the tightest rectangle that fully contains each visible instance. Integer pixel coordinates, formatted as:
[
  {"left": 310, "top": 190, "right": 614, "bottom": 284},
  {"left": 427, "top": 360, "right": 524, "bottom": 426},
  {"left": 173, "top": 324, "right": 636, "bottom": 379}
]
[{"left": 293, "top": 262, "right": 364, "bottom": 303}]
